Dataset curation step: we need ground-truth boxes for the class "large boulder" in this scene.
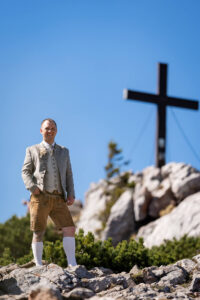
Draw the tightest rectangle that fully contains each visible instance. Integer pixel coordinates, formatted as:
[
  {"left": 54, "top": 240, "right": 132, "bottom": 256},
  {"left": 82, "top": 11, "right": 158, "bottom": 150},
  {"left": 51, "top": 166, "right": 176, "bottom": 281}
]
[
  {"left": 102, "top": 190, "right": 135, "bottom": 245},
  {"left": 161, "top": 162, "right": 200, "bottom": 201},
  {"left": 78, "top": 162, "right": 200, "bottom": 244},
  {"left": 133, "top": 166, "right": 174, "bottom": 221},
  {"left": 133, "top": 184, "right": 151, "bottom": 221},
  {"left": 77, "top": 180, "right": 111, "bottom": 238},
  {"left": 148, "top": 178, "right": 175, "bottom": 218},
  {"left": 137, "top": 192, "right": 200, "bottom": 247}
]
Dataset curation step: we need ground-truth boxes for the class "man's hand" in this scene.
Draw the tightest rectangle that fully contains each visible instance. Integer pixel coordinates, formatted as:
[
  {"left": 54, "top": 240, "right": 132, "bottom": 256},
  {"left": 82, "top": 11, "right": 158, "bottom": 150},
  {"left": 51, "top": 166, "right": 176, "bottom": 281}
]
[
  {"left": 67, "top": 197, "right": 75, "bottom": 206},
  {"left": 32, "top": 187, "right": 41, "bottom": 195}
]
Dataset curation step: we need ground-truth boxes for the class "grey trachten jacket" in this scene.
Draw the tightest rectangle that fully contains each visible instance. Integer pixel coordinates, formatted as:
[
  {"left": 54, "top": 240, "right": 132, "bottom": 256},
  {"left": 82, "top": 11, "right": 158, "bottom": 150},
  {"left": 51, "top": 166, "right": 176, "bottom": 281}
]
[{"left": 21, "top": 142, "right": 75, "bottom": 200}]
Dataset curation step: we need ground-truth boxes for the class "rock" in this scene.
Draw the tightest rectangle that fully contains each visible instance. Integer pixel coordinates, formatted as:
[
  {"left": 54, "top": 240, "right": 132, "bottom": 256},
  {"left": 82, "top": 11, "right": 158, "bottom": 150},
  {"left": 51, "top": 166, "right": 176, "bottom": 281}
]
[
  {"left": 148, "top": 178, "right": 175, "bottom": 218},
  {"left": 102, "top": 190, "right": 135, "bottom": 245},
  {"left": 142, "top": 166, "right": 162, "bottom": 192},
  {"left": 128, "top": 172, "right": 143, "bottom": 185},
  {"left": 88, "top": 267, "right": 113, "bottom": 277},
  {"left": 77, "top": 162, "right": 200, "bottom": 246},
  {"left": 158, "top": 265, "right": 188, "bottom": 286},
  {"left": 66, "top": 265, "right": 93, "bottom": 279},
  {"left": 77, "top": 180, "right": 110, "bottom": 238},
  {"left": 175, "top": 258, "right": 197, "bottom": 274},
  {"left": 81, "top": 274, "right": 128, "bottom": 293},
  {"left": 28, "top": 285, "right": 62, "bottom": 300},
  {"left": 89, "top": 297, "right": 114, "bottom": 300},
  {"left": 0, "top": 264, "right": 77, "bottom": 296},
  {"left": 97, "top": 285, "right": 126, "bottom": 297},
  {"left": 189, "top": 272, "right": 200, "bottom": 292},
  {"left": 0, "top": 295, "right": 27, "bottom": 300},
  {"left": 192, "top": 254, "right": 200, "bottom": 264},
  {"left": 131, "top": 264, "right": 188, "bottom": 287},
  {"left": 137, "top": 192, "right": 200, "bottom": 247},
  {"left": 63, "top": 287, "right": 95, "bottom": 299},
  {"left": 0, "top": 264, "right": 19, "bottom": 276},
  {"left": 129, "top": 265, "right": 141, "bottom": 277},
  {"left": 1, "top": 259, "right": 200, "bottom": 300},
  {"left": 133, "top": 184, "right": 151, "bottom": 221},
  {"left": 162, "top": 162, "right": 200, "bottom": 201},
  {"left": 133, "top": 167, "right": 162, "bottom": 222}
]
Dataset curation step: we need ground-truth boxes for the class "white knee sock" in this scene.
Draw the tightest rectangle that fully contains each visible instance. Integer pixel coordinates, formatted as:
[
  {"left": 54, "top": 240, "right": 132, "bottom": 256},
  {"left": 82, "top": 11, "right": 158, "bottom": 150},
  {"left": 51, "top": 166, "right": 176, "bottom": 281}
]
[
  {"left": 32, "top": 242, "right": 43, "bottom": 266},
  {"left": 63, "top": 237, "right": 77, "bottom": 267}
]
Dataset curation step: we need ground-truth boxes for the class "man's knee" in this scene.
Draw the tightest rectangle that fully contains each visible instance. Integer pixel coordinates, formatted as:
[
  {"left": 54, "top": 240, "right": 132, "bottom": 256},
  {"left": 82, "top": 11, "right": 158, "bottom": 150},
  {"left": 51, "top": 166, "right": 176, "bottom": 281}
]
[
  {"left": 32, "top": 231, "right": 45, "bottom": 242},
  {"left": 62, "top": 226, "right": 76, "bottom": 237}
]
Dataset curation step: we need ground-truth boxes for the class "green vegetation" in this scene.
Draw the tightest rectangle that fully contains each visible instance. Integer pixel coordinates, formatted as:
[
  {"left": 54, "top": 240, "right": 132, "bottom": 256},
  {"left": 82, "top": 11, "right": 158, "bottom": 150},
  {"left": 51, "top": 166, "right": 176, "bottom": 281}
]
[
  {"left": 1, "top": 214, "right": 200, "bottom": 272},
  {"left": 98, "top": 171, "right": 135, "bottom": 232},
  {"left": 104, "top": 141, "right": 130, "bottom": 179},
  {"left": 148, "top": 235, "right": 200, "bottom": 266},
  {"left": 98, "top": 187, "right": 125, "bottom": 230},
  {"left": 99, "top": 142, "right": 135, "bottom": 232},
  {"left": 0, "top": 214, "right": 61, "bottom": 263}
]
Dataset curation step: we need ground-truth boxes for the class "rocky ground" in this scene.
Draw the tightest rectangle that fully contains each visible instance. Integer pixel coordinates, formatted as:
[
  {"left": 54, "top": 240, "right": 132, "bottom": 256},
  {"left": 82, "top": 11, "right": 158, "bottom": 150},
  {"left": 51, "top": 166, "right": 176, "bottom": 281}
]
[{"left": 2, "top": 255, "right": 200, "bottom": 299}]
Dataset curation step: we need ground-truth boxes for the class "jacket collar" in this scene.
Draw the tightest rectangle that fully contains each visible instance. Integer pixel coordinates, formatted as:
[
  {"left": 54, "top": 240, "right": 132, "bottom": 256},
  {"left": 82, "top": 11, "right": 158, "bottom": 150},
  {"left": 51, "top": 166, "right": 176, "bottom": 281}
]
[{"left": 41, "top": 140, "right": 56, "bottom": 149}]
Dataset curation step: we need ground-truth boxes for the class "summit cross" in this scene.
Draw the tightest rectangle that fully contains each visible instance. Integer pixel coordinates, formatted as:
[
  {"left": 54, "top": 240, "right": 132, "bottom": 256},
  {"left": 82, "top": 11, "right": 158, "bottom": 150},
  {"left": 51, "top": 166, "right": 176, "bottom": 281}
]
[{"left": 123, "top": 63, "right": 199, "bottom": 168}]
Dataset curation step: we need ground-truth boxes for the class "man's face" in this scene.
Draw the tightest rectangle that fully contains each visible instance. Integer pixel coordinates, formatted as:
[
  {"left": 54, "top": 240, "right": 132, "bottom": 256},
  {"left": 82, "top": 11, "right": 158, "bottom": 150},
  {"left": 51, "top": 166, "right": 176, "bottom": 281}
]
[{"left": 40, "top": 120, "right": 57, "bottom": 144}]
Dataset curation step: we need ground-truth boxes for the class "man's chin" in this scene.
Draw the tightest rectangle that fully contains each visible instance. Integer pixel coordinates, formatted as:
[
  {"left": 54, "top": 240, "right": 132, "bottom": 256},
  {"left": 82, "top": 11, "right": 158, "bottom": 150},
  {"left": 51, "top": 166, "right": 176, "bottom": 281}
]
[{"left": 44, "top": 138, "right": 54, "bottom": 144}]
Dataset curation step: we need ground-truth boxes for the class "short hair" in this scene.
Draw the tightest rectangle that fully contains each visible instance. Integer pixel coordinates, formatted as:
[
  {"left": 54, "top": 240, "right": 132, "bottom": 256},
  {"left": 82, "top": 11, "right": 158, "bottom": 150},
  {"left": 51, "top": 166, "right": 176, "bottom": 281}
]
[{"left": 41, "top": 118, "right": 57, "bottom": 128}]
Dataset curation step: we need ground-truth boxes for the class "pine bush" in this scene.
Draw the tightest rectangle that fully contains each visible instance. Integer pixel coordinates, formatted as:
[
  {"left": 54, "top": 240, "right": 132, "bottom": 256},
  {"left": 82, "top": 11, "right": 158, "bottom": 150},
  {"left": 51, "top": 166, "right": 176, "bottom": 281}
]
[{"left": 1, "top": 214, "right": 200, "bottom": 271}]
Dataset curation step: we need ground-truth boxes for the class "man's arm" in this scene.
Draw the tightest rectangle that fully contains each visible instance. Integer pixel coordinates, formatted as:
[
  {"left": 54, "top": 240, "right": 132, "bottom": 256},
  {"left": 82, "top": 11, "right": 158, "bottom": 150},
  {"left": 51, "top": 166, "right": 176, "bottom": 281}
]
[
  {"left": 21, "top": 147, "right": 38, "bottom": 193},
  {"left": 66, "top": 150, "right": 75, "bottom": 204}
]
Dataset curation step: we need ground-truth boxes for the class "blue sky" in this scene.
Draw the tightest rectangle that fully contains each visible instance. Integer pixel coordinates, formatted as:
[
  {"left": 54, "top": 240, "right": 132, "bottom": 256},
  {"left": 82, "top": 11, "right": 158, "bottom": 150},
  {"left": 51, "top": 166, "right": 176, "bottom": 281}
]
[{"left": 1, "top": 0, "right": 200, "bottom": 222}]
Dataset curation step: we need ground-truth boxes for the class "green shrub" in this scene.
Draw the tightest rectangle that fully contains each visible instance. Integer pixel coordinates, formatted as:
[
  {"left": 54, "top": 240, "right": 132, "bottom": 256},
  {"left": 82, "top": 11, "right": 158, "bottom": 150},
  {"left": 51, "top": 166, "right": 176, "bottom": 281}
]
[
  {"left": 17, "top": 252, "right": 33, "bottom": 265},
  {"left": 2, "top": 214, "right": 200, "bottom": 272},
  {"left": 0, "top": 248, "right": 14, "bottom": 266},
  {"left": 44, "top": 240, "right": 67, "bottom": 267},
  {"left": 112, "top": 238, "right": 149, "bottom": 272},
  {"left": 0, "top": 215, "right": 32, "bottom": 259},
  {"left": 0, "top": 214, "right": 61, "bottom": 261},
  {"left": 148, "top": 235, "right": 200, "bottom": 266}
]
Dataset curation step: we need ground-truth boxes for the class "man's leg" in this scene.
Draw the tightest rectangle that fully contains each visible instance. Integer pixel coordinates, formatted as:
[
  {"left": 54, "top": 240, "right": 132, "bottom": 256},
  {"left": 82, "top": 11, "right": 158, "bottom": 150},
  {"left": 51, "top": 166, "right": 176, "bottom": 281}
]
[
  {"left": 32, "top": 231, "right": 45, "bottom": 266},
  {"left": 62, "top": 227, "right": 77, "bottom": 267}
]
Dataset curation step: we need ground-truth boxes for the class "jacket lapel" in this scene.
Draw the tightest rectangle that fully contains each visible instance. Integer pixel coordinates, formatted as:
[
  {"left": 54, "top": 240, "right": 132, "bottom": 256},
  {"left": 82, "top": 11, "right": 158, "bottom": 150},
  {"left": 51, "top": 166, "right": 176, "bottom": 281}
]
[{"left": 37, "top": 142, "right": 48, "bottom": 171}]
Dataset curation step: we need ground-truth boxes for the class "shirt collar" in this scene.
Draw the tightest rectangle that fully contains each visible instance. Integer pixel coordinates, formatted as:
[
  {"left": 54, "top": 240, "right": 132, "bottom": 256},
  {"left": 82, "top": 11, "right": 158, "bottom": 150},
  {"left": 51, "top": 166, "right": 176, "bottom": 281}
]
[{"left": 42, "top": 140, "right": 55, "bottom": 149}]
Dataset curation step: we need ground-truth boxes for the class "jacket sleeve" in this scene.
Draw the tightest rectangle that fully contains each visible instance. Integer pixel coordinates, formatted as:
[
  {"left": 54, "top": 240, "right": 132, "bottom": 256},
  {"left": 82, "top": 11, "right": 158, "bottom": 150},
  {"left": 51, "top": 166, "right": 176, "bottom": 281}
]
[
  {"left": 66, "top": 150, "right": 75, "bottom": 198},
  {"left": 21, "top": 147, "right": 37, "bottom": 193}
]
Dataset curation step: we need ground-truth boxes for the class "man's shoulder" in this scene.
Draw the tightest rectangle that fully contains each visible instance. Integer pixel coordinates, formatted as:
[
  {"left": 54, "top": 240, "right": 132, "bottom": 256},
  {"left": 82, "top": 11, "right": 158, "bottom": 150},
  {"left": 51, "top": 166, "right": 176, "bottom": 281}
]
[
  {"left": 26, "top": 143, "right": 41, "bottom": 152},
  {"left": 55, "top": 143, "right": 69, "bottom": 152}
]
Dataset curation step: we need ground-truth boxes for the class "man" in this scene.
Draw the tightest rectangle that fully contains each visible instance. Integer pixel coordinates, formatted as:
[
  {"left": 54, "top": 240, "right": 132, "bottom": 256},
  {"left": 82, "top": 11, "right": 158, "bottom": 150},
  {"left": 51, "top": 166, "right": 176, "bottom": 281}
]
[{"left": 22, "top": 118, "right": 77, "bottom": 267}]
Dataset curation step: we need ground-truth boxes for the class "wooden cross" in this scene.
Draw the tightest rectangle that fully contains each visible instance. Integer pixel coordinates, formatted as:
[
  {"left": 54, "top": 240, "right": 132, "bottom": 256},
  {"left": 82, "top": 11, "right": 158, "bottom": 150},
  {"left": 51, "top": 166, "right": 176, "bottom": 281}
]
[{"left": 123, "top": 63, "right": 199, "bottom": 168}]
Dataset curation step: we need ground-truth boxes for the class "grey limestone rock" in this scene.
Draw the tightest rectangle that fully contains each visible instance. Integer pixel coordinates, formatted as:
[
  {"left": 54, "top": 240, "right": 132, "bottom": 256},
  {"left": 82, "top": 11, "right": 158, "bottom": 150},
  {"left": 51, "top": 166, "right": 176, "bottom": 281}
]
[
  {"left": 133, "top": 184, "right": 151, "bottom": 221},
  {"left": 77, "top": 162, "right": 200, "bottom": 246},
  {"left": 63, "top": 287, "right": 95, "bottom": 299},
  {"left": 148, "top": 178, "right": 176, "bottom": 218},
  {"left": 189, "top": 272, "right": 200, "bottom": 292},
  {"left": 137, "top": 192, "right": 200, "bottom": 247},
  {"left": 88, "top": 267, "right": 113, "bottom": 277},
  {"left": 1, "top": 259, "right": 200, "bottom": 300},
  {"left": 77, "top": 180, "right": 111, "bottom": 238},
  {"left": 81, "top": 273, "right": 128, "bottom": 293},
  {"left": 162, "top": 162, "right": 200, "bottom": 201},
  {"left": 102, "top": 190, "right": 135, "bottom": 245},
  {"left": 175, "top": 258, "right": 197, "bottom": 274},
  {"left": 66, "top": 265, "right": 93, "bottom": 279}
]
